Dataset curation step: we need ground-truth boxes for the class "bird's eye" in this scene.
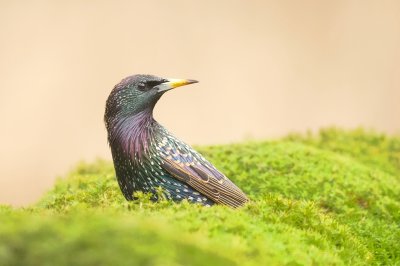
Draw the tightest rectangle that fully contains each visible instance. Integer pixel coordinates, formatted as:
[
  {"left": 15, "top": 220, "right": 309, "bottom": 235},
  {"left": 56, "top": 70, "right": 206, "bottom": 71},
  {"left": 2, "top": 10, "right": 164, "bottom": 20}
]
[
  {"left": 137, "top": 82, "right": 146, "bottom": 91},
  {"left": 137, "top": 80, "right": 165, "bottom": 91}
]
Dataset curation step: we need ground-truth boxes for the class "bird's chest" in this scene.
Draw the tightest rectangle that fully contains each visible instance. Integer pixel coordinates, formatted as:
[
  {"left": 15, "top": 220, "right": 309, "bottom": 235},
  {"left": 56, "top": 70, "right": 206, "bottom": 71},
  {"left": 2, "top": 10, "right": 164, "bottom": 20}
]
[{"left": 113, "top": 148, "right": 165, "bottom": 193}]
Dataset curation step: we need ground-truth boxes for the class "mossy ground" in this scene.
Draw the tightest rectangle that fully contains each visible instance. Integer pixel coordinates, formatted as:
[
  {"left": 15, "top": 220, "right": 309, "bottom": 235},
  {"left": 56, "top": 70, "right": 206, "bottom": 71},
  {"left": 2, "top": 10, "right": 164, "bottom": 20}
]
[{"left": 1, "top": 128, "right": 399, "bottom": 265}]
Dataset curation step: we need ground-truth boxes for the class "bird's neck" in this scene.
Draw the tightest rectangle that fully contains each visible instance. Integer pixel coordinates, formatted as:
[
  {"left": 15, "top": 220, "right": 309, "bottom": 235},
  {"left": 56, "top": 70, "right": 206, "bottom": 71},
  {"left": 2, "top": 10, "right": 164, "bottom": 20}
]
[{"left": 109, "top": 108, "right": 158, "bottom": 159}]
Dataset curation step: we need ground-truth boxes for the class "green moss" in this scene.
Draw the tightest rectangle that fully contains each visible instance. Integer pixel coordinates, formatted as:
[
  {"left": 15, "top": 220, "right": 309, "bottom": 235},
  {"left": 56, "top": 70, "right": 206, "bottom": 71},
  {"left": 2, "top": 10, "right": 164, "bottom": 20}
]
[{"left": 1, "top": 128, "right": 399, "bottom": 265}]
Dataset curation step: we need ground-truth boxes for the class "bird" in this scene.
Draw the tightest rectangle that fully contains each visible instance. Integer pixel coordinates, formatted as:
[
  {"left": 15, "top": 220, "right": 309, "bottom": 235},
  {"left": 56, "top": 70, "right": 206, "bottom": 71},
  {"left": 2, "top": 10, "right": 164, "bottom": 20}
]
[{"left": 104, "top": 74, "right": 249, "bottom": 208}]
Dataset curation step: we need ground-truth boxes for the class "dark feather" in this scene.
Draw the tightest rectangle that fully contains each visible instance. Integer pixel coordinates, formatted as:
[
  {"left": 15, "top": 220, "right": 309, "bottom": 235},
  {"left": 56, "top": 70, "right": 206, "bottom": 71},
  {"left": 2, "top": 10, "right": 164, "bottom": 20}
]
[{"left": 157, "top": 134, "right": 249, "bottom": 208}]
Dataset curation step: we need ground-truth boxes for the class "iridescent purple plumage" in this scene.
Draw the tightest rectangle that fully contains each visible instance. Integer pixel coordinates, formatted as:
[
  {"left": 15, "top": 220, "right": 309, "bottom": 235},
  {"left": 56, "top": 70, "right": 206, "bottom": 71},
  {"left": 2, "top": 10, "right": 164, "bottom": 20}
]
[{"left": 110, "top": 109, "right": 154, "bottom": 158}]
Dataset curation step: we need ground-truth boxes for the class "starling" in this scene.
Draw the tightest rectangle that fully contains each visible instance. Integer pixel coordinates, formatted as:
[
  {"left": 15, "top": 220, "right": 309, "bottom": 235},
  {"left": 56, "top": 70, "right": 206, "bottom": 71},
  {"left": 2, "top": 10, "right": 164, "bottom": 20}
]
[{"left": 104, "top": 74, "right": 249, "bottom": 208}]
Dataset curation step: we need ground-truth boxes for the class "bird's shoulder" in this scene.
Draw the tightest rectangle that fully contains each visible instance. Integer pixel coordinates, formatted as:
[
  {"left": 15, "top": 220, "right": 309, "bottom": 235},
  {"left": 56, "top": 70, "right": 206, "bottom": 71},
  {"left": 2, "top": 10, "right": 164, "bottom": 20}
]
[{"left": 154, "top": 128, "right": 223, "bottom": 178}]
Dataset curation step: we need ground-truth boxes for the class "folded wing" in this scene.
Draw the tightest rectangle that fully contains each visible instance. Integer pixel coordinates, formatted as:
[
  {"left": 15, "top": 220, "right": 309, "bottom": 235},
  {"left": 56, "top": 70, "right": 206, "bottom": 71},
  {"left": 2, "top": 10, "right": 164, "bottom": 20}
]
[{"left": 156, "top": 137, "right": 249, "bottom": 208}]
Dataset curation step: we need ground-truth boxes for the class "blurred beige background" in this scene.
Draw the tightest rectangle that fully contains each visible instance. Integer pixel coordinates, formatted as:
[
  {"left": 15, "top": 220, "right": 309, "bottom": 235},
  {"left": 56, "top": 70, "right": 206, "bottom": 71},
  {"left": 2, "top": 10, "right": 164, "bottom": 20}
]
[{"left": 1, "top": 0, "right": 399, "bottom": 206}]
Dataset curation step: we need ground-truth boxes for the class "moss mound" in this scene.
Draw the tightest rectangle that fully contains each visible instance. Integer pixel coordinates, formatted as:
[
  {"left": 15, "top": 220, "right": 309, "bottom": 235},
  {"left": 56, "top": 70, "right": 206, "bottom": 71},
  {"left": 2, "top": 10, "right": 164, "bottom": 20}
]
[{"left": 1, "top": 128, "right": 399, "bottom": 265}]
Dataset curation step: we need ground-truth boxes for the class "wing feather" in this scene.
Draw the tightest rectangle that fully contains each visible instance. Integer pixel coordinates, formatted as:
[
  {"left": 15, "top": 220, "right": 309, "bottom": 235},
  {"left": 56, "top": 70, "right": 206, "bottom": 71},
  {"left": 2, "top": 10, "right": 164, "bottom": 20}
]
[{"left": 158, "top": 139, "right": 249, "bottom": 208}]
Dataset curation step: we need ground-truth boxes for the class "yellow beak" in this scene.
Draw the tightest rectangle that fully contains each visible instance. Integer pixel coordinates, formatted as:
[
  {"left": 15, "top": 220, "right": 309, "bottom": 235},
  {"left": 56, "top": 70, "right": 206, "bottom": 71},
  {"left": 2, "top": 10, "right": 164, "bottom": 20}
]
[
  {"left": 165, "top": 78, "right": 199, "bottom": 89},
  {"left": 156, "top": 78, "right": 198, "bottom": 93}
]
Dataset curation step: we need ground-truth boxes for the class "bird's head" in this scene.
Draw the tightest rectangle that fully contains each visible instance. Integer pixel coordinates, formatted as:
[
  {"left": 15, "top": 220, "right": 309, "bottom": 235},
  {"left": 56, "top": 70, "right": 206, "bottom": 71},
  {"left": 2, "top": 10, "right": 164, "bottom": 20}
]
[{"left": 105, "top": 74, "right": 198, "bottom": 124}]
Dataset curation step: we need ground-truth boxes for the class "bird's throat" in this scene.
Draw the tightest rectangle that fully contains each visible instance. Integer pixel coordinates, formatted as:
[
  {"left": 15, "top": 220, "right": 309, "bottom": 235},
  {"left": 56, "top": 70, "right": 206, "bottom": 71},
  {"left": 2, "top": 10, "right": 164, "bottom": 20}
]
[{"left": 109, "top": 108, "right": 156, "bottom": 159}]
